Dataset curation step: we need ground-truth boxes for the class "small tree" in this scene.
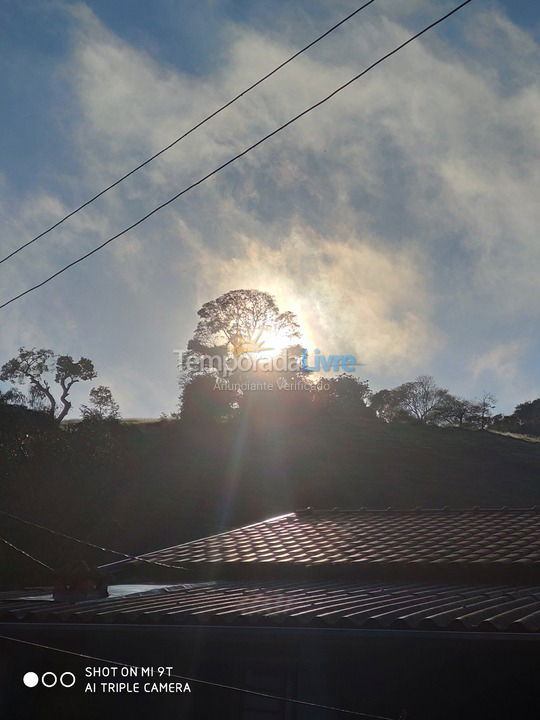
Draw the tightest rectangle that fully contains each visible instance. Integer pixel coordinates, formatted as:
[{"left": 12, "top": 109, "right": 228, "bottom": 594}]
[
  {"left": 398, "top": 375, "right": 451, "bottom": 424},
  {"left": 471, "top": 392, "right": 497, "bottom": 430},
  {"left": 433, "top": 395, "right": 477, "bottom": 427},
  {"left": 370, "top": 387, "right": 410, "bottom": 423},
  {"left": 371, "top": 377, "right": 450, "bottom": 424},
  {"left": 80, "top": 386, "right": 120, "bottom": 422},
  {"left": 0, "top": 387, "right": 27, "bottom": 406},
  {"left": 0, "top": 347, "right": 97, "bottom": 423}
]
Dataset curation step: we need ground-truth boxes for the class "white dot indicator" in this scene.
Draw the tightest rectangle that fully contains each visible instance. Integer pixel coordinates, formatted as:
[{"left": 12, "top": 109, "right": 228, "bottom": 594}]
[{"left": 23, "top": 672, "right": 39, "bottom": 688}]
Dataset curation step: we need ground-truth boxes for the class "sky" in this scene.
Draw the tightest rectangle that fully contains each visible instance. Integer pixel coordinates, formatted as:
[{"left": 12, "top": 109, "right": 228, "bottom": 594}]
[{"left": 0, "top": 0, "right": 539, "bottom": 417}]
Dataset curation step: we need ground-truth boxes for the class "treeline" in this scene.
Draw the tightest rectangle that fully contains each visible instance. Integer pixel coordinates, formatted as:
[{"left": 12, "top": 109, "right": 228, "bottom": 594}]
[
  {"left": 181, "top": 369, "right": 540, "bottom": 438},
  {"left": 371, "top": 376, "right": 540, "bottom": 437},
  {"left": 181, "top": 372, "right": 500, "bottom": 431},
  {"left": 1, "top": 345, "right": 538, "bottom": 439},
  {"left": 370, "top": 376, "right": 496, "bottom": 430}
]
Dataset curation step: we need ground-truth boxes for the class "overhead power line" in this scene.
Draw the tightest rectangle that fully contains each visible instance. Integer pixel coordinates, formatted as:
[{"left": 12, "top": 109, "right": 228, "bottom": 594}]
[
  {"left": 0, "top": 0, "right": 472, "bottom": 311},
  {"left": 0, "top": 0, "right": 376, "bottom": 267},
  {"left": 0, "top": 509, "right": 184, "bottom": 573},
  {"left": 0, "top": 634, "right": 396, "bottom": 719},
  {"left": 0, "top": 535, "right": 54, "bottom": 571}
]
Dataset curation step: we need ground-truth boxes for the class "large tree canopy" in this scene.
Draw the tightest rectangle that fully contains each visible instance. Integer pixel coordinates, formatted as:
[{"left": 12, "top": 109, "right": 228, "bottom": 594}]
[
  {"left": 193, "top": 289, "right": 300, "bottom": 350},
  {"left": 182, "top": 289, "right": 302, "bottom": 380}
]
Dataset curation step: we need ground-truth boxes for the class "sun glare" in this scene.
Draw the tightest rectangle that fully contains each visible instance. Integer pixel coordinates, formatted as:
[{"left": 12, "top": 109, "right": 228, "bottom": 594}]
[
  {"left": 257, "top": 329, "right": 293, "bottom": 358},
  {"left": 229, "top": 328, "right": 294, "bottom": 360}
]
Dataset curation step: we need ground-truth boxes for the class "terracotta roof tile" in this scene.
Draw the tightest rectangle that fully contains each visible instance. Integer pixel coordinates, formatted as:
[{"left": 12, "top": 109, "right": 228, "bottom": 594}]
[{"left": 128, "top": 508, "right": 540, "bottom": 570}]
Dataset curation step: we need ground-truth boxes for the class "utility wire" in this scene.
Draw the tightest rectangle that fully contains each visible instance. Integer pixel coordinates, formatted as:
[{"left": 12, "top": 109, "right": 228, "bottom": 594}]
[
  {"left": 0, "top": 0, "right": 472, "bottom": 311},
  {"left": 0, "top": 509, "right": 184, "bottom": 573},
  {"left": 0, "top": 535, "right": 54, "bottom": 572},
  {"left": 0, "top": 634, "right": 396, "bottom": 719},
  {"left": 0, "top": 0, "right": 376, "bottom": 267}
]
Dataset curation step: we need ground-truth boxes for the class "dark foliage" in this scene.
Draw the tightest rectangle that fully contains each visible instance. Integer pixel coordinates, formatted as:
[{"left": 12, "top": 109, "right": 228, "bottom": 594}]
[{"left": 492, "top": 398, "right": 540, "bottom": 437}]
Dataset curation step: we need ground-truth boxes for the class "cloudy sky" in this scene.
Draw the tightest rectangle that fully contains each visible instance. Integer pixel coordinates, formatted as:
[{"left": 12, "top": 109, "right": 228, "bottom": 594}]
[{"left": 1, "top": 0, "right": 539, "bottom": 417}]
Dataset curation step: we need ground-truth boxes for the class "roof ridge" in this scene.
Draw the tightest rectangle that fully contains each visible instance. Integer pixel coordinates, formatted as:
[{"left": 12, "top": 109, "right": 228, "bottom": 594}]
[{"left": 100, "top": 512, "right": 296, "bottom": 571}]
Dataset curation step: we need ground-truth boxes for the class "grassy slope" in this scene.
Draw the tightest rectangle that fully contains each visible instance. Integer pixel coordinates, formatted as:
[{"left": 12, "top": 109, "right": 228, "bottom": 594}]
[{"left": 232, "top": 418, "right": 540, "bottom": 517}]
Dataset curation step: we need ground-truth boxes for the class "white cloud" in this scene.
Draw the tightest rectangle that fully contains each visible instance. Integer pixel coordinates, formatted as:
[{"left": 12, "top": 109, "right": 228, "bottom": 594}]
[
  {"left": 1, "top": 2, "right": 540, "bottom": 414},
  {"left": 469, "top": 340, "right": 531, "bottom": 412},
  {"left": 471, "top": 341, "right": 526, "bottom": 383},
  {"left": 190, "top": 227, "right": 443, "bottom": 373}
]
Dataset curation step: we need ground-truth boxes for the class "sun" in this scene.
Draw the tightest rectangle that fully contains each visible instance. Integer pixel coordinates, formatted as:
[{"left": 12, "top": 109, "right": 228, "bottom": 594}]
[
  {"left": 258, "top": 329, "right": 294, "bottom": 358},
  {"left": 229, "top": 327, "right": 294, "bottom": 360}
]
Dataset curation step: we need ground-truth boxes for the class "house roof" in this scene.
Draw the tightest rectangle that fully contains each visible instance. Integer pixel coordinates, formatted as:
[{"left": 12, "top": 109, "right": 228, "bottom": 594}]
[
  {"left": 106, "top": 507, "right": 540, "bottom": 584},
  {"left": 1, "top": 580, "right": 540, "bottom": 633},
  {"left": 2, "top": 508, "right": 540, "bottom": 633}
]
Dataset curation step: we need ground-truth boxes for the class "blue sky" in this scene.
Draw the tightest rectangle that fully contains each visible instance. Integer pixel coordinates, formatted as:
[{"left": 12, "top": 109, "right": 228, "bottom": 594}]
[{"left": 1, "top": 0, "right": 539, "bottom": 417}]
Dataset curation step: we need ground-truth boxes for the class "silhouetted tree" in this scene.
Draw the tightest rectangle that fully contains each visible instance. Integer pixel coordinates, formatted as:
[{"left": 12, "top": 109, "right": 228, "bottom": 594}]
[
  {"left": 181, "top": 374, "right": 238, "bottom": 423},
  {"left": 491, "top": 401, "right": 540, "bottom": 436},
  {"left": 398, "top": 375, "right": 452, "bottom": 423},
  {"left": 369, "top": 377, "right": 490, "bottom": 427},
  {"left": 370, "top": 387, "right": 410, "bottom": 423},
  {"left": 195, "top": 289, "right": 299, "bottom": 348},
  {"left": 324, "top": 374, "right": 372, "bottom": 418},
  {"left": 180, "top": 290, "right": 305, "bottom": 417},
  {"left": 432, "top": 395, "right": 477, "bottom": 427},
  {"left": 1, "top": 347, "right": 96, "bottom": 423},
  {"left": 371, "top": 377, "right": 450, "bottom": 424},
  {"left": 471, "top": 392, "right": 497, "bottom": 430},
  {"left": 182, "top": 290, "right": 300, "bottom": 379},
  {"left": 0, "top": 387, "right": 26, "bottom": 406},
  {"left": 81, "top": 385, "right": 120, "bottom": 422},
  {"left": 500, "top": 399, "right": 540, "bottom": 436}
]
